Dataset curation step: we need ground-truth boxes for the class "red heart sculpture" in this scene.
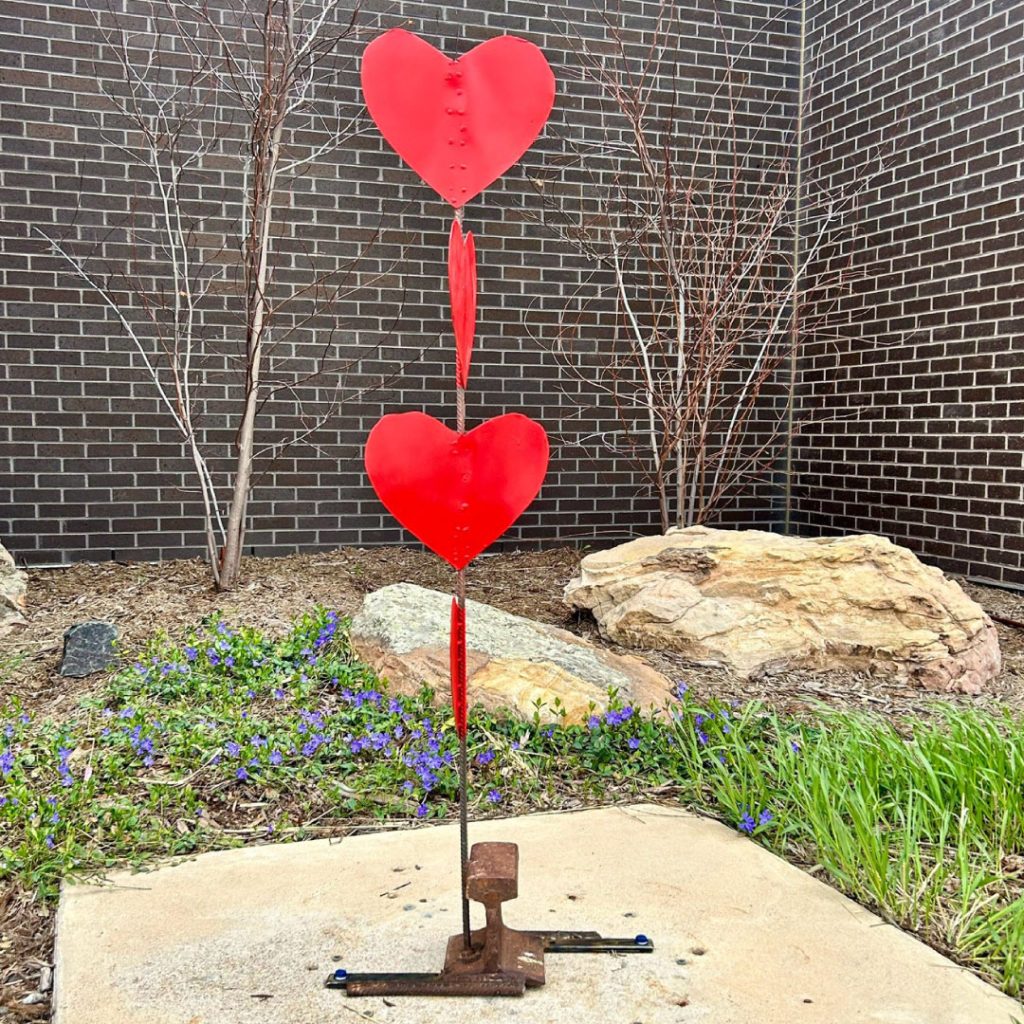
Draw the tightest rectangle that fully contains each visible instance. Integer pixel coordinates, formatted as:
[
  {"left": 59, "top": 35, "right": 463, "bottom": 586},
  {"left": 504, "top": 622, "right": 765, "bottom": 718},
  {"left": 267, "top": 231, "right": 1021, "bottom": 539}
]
[
  {"left": 365, "top": 411, "right": 549, "bottom": 569},
  {"left": 361, "top": 29, "right": 555, "bottom": 207}
]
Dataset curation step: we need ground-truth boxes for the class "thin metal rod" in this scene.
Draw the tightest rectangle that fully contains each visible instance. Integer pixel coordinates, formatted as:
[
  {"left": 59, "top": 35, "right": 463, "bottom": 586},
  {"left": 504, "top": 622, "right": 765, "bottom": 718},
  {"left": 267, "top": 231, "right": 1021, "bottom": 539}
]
[
  {"left": 457, "top": 672, "right": 470, "bottom": 948},
  {"left": 454, "top": 204, "right": 471, "bottom": 950}
]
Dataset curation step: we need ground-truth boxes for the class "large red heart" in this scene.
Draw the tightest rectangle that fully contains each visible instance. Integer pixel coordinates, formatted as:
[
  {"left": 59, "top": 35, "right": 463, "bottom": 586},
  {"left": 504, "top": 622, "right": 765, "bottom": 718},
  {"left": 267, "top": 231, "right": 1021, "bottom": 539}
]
[
  {"left": 365, "top": 412, "right": 549, "bottom": 569},
  {"left": 361, "top": 29, "right": 555, "bottom": 207}
]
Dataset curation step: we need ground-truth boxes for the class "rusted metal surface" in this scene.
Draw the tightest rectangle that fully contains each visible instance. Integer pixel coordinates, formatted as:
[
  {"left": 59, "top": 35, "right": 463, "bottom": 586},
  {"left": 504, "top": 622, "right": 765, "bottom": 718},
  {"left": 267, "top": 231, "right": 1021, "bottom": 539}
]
[
  {"left": 466, "top": 841, "right": 517, "bottom": 903},
  {"left": 334, "top": 971, "right": 527, "bottom": 997},
  {"left": 332, "top": 841, "right": 653, "bottom": 998}
]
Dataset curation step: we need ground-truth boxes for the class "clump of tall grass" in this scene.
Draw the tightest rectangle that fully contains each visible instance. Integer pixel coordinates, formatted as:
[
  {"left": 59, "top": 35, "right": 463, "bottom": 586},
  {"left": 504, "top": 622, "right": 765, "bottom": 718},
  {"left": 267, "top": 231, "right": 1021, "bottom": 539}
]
[{"left": 667, "top": 699, "right": 1024, "bottom": 996}]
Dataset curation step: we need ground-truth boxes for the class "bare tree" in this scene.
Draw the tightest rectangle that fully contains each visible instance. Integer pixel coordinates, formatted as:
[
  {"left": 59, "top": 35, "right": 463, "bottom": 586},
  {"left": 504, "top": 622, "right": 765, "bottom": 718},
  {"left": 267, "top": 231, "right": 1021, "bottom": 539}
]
[
  {"left": 43, "top": 0, "right": 401, "bottom": 589},
  {"left": 536, "top": 2, "right": 878, "bottom": 532}
]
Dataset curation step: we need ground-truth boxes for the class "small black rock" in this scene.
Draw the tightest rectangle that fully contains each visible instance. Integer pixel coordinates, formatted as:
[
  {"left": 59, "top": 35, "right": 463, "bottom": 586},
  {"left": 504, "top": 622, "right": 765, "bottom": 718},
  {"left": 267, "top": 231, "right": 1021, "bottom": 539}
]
[{"left": 59, "top": 621, "right": 119, "bottom": 677}]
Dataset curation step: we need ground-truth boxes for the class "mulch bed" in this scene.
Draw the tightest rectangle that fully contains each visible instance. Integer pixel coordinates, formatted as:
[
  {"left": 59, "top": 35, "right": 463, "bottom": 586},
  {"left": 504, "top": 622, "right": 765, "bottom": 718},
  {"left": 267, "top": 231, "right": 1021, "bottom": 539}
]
[{"left": 4, "top": 545, "right": 1024, "bottom": 719}]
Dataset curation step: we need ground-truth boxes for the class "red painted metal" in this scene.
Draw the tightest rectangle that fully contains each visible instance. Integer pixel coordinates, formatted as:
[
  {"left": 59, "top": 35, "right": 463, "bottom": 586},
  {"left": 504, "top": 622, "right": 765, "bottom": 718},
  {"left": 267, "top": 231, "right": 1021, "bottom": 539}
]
[
  {"left": 343, "top": 35, "right": 658, "bottom": 999},
  {"left": 360, "top": 28, "right": 555, "bottom": 207},
  {"left": 448, "top": 219, "right": 476, "bottom": 388},
  {"left": 364, "top": 411, "right": 549, "bottom": 571},
  {"left": 450, "top": 597, "right": 468, "bottom": 737},
  {"left": 355, "top": 28, "right": 560, "bottom": 986}
]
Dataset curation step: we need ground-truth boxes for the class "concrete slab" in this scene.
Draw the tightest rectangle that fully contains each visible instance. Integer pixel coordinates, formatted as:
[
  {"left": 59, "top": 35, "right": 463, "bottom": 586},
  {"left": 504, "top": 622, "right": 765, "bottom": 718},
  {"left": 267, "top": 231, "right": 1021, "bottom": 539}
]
[{"left": 55, "top": 804, "right": 1021, "bottom": 1024}]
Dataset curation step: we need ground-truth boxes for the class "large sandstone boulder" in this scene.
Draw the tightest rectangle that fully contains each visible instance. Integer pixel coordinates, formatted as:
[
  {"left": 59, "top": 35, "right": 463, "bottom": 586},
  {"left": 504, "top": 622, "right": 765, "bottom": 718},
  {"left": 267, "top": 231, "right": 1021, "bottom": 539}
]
[
  {"left": 564, "top": 527, "right": 1000, "bottom": 694},
  {"left": 349, "top": 583, "right": 673, "bottom": 723},
  {"left": 0, "top": 543, "right": 27, "bottom": 637}
]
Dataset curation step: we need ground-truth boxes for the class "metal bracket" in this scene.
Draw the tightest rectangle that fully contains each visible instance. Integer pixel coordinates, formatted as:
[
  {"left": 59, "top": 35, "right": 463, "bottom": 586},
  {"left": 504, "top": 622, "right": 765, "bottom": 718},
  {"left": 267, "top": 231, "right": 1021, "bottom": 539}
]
[{"left": 326, "top": 841, "right": 653, "bottom": 997}]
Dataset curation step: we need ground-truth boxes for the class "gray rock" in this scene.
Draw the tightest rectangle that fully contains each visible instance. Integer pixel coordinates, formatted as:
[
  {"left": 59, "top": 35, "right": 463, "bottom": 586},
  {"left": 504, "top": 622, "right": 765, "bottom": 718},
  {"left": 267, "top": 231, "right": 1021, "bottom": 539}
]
[
  {"left": 0, "top": 542, "right": 27, "bottom": 637},
  {"left": 60, "top": 621, "right": 119, "bottom": 677},
  {"left": 349, "top": 583, "right": 672, "bottom": 724}
]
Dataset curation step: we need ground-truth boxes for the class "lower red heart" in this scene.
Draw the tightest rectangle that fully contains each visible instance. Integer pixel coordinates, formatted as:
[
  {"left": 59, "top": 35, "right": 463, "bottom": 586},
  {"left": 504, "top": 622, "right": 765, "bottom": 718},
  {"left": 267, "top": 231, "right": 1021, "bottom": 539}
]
[{"left": 365, "top": 412, "right": 549, "bottom": 569}]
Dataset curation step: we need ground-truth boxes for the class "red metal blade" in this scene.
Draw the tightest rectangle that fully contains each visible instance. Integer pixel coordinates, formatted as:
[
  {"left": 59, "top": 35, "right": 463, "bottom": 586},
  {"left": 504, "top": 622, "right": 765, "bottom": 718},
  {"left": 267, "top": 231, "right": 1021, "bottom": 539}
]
[
  {"left": 450, "top": 596, "right": 468, "bottom": 737},
  {"left": 448, "top": 219, "right": 477, "bottom": 388}
]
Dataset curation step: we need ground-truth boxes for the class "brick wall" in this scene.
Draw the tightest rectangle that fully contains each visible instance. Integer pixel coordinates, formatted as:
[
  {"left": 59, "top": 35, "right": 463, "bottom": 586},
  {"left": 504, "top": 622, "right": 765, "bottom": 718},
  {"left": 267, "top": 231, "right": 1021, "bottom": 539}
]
[
  {"left": 0, "top": 0, "right": 796, "bottom": 566},
  {"left": 794, "top": 0, "right": 1024, "bottom": 587}
]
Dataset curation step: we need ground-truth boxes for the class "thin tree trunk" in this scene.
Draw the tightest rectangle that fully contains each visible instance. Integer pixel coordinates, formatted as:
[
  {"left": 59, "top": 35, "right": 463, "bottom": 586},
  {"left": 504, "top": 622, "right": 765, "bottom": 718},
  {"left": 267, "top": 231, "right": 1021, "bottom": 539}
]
[{"left": 218, "top": 11, "right": 288, "bottom": 591}]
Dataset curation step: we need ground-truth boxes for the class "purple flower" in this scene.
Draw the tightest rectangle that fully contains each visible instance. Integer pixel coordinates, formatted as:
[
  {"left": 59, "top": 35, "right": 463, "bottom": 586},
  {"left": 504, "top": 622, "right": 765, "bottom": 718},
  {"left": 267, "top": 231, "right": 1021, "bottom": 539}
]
[
  {"left": 758, "top": 809, "right": 773, "bottom": 827},
  {"left": 627, "top": 737, "right": 641, "bottom": 750},
  {"left": 673, "top": 681, "right": 688, "bottom": 699},
  {"left": 696, "top": 730, "right": 708, "bottom": 746},
  {"left": 415, "top": 803, "right": 428, "bottom": 818},
  {"left": 273, "top": 688, "right": 286, "bottom": 700},
  {"left": 184, "top": 646, "right": 198, "bottom": 661},
  {"left": 790, "top": 739, "right": 801, "bottom": 754},
  {"left": 486, "top": 789, "right": 502, "bottom": 804},
  {"left": 476, "top": 749, "right": 495, "bottom": 766},
  {"left": 587, "top": 715, "right": 601, "bottom": 730},
  {"left": 236, "top": 767, "right": 249, "bottom": 781},
  {"left": 0, "top": 750, "right": 14, "bottom": 776},
  {"left": 269, "top": 750, "right": 283, "bottom": 766},
  {"left": 225, "top": 741, "right": 241, "bottom": 757},
  {"left": 45, "top": 834, "right": 56, "bottom": 849},
  {"left": 738, "top": 813, "right": 755, "bottom": 834}
]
